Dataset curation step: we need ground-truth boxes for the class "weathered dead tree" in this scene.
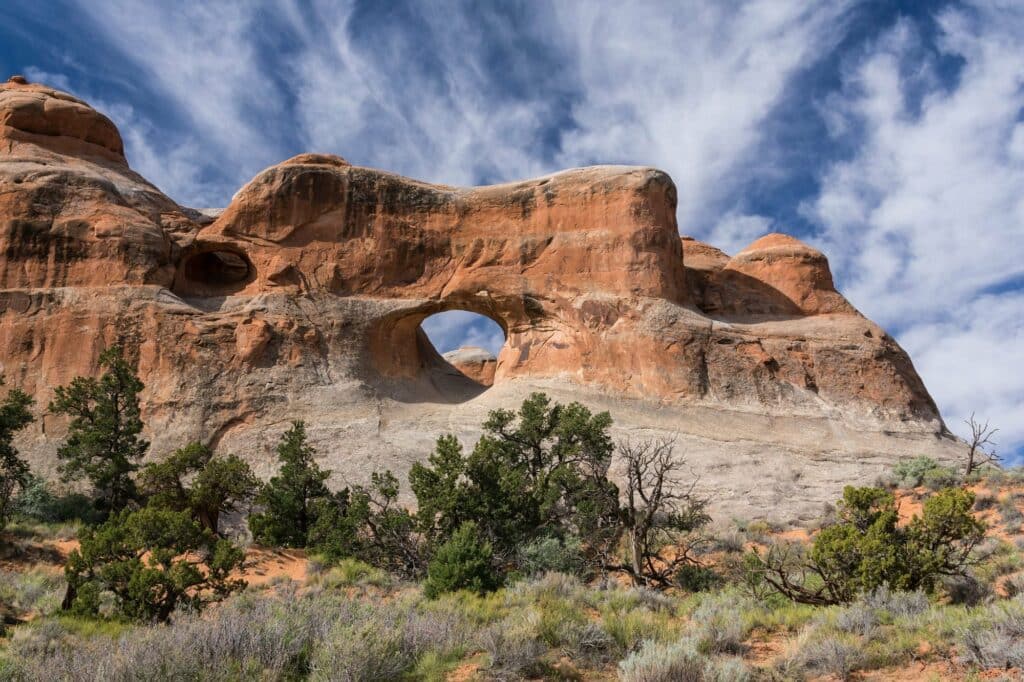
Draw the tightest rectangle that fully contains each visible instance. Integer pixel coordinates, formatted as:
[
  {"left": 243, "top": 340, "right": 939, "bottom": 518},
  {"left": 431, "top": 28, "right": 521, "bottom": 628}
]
[
  {"left": 964, "top": 413, "right": 1000, "bottom": 477},
  {"left": 606, "top": 438, "right": 711, "bottom": 588}
]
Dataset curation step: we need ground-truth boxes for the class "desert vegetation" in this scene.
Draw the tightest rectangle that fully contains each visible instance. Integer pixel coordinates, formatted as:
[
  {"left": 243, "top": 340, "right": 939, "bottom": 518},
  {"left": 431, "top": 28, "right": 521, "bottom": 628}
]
[{"left": 1, "top": 352, "right": 1023, "bottom": 680}]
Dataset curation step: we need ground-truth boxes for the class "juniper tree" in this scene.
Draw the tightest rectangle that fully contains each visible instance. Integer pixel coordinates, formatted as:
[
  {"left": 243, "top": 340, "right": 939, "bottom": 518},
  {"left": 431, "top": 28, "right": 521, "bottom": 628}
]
[
  {"left": 308, "top": 471, "right": 423, "bottom": 577},
  {"left": 49, "top": 346, "right": 148, "bottom": 514},
  {"left": 423, "top": 521, "right": 498, "bottom": 598},
  {"left": 0, "top": 379, "right": 34, "bottom": 530},
  {"left": 751, "top": 485, "right": 985, "bottom": 605},
  {"left": 249, "top": 421, "right": 331, "bottom": 547},
  {"left": 139, "top": 442, "right": 259, "bottom": 535},
  {"left": 63, "top": 506, "right": 245, "bottom": 622},
  {"left": 409, "top": 393, "right": 620, "bottom": 562}
]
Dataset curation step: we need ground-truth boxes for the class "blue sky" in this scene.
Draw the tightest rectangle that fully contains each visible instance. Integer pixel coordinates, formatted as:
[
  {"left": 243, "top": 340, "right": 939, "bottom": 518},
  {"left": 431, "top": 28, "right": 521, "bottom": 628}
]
[{"left": 2, "top": 0, "right": 1021, "bottom": 461}]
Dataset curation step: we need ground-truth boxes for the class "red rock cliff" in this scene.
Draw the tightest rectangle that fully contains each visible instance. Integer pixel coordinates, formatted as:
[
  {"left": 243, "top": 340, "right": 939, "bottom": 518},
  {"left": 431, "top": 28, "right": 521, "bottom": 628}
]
[{"left": 0, "top": 78, "right": 956, "bottom": 517}]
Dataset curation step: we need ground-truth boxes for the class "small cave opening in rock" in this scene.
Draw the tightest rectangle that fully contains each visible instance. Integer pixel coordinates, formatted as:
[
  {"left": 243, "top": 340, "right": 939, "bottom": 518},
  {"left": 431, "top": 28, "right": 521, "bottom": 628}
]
[
  {"left": 419, "top": 310, "right": 506, "bottom": 390},
  {"left": 179, "top": 249, "right": 253, "bottom": 294}
]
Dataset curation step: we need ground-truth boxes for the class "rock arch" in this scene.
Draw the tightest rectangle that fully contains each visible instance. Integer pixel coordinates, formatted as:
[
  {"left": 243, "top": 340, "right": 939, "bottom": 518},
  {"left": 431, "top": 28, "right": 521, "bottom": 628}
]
[{"left": 0, "top": 77, "right": 961, "bottom": 519}]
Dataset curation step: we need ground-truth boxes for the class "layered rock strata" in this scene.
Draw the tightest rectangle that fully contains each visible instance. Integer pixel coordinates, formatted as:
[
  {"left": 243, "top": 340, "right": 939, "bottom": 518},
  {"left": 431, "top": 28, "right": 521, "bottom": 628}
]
[{"left": 0, "top": 78, "right": 958, "bottom": 519}]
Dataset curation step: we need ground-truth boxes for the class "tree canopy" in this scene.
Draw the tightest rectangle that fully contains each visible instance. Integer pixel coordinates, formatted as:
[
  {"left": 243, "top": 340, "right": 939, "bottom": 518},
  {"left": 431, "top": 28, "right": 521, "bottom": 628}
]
[{"left": 49, "top": 346, "right": 148, "bottom": 513}]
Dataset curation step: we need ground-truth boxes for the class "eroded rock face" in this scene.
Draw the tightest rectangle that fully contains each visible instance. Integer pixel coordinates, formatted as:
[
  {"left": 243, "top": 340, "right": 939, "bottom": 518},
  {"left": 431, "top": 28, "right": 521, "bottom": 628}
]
[
  {"left": 0, "top": 77, "right": 196, "bottom": 291},
  {"left": 0, "top": 80, "right": 959, "bottom": 519},
  {"left": 443, "top": 347, "right": 497, "bottom": 387}
]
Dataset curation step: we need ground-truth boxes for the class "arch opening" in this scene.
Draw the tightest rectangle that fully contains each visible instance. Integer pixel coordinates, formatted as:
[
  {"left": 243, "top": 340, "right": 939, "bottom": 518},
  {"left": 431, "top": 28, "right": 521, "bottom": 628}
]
[
  {"left": 419, "top": 310, "right": 506, "bottom": 389},
  {"left": 183, "top": 250, "right": 252, "bottom": 286}
]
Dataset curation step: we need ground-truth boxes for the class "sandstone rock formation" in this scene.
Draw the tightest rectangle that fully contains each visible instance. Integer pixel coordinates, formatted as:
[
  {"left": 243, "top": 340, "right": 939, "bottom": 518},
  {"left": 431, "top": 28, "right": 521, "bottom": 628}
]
[
  {"left": 443, "top": 347, "right": 498, "bottom": 387},
  {"left": 0, "top": 78, "right": 960, "bottom": 520}
]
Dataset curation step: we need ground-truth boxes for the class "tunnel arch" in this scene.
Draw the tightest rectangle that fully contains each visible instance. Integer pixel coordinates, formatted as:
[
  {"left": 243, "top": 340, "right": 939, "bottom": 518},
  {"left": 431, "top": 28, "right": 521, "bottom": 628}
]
[
  {"left": 173, "top": 246, "right": 255, "bottom": 297},
  {"left": 368, "top": 299, "right": 517, "bottom": 403},
  {"left": 420, "top": 310, "right": 505, "bottom": 387}
]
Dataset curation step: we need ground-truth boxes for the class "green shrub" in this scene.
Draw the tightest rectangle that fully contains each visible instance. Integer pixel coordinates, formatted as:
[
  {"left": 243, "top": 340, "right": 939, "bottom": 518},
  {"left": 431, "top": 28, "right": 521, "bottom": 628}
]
[
  {"left": 12, "top": 476, "right": 96, "bottom": 524},
  {"left": 249, "top": 421, "right": 331, "bottom": 548},
  {"left": 921, "top": 465, "right": 959, "bottom": 490},
  {"left": 890, "top": 456, "right": 957, "bottom": 489},
  {"left": 307, "top": 471, "right": 423, "bottom": 578},
  {"left": 618, "top": 638, "right": 750, "bottom": 682},
  {"left": 517, "top": 535, "right": 586, "bottom": 577},
  {"left": 63, "top": 507, "right": 245, "bottom": 621},
  {"left": 313, "top": 559, "right": 391, "bottom": 590},
  {"left": 753, "top": 486, "right": 985, "bottom": 604},
  {"left": 675, "top": 563, "right": 722, "bottom": 593},
  {"left": 423, "top": 522, "right": 499, "bottom": 598},
  {"left": 601, "top": 606, "right": 679, "bottom": 655}
]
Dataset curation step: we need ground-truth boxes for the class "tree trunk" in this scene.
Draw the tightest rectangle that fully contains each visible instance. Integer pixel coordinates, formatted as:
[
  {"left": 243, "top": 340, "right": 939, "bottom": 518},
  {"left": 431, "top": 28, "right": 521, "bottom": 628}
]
[
  {"left": 629, "top": 527, "right": 644, "bottom": 586},
  {"left": 61, "top": 583, "right": 76, "bottom": 611},
  {"left": 197, "top": 507, "right": 219, "bottom": 535}
]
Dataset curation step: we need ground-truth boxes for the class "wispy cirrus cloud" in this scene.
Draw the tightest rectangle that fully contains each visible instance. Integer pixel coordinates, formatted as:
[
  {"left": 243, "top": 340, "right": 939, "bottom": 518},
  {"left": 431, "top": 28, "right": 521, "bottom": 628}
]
[
  {"left": 3, "top": 0, "right": 1021, "bottom": 457},
  {"left": 801, "top": 3, "right": 1024, "bottom": 453}
]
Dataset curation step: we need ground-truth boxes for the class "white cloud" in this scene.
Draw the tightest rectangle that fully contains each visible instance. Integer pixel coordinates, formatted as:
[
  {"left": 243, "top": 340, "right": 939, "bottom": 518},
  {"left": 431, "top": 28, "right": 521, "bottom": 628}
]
[
  {"left": 283, "top": 1, "right": 559, "bottom": 185},
  {"left": 706, "top": 212, "right": 775, "bottom": 256},
  {"left": 551, "top": 1, "right": 853, "bottom": 233},
  {"left": 38, "top": 0, "right": 1023, "bottom": 456},
  {"left": 68, "top": 1, "right": 291, "bottom": 204},
  {"left": 22, "top": 67, "right": 71, "bottom": 93},
  {"left": 899, "top": 293, "right": 1024, "bottom": 455},
  {"left": 801, "top": 3, "right": 1024, "bottom": 454},
  {"left": 421, "top": 311, "right": 505, "bottom": 356}
]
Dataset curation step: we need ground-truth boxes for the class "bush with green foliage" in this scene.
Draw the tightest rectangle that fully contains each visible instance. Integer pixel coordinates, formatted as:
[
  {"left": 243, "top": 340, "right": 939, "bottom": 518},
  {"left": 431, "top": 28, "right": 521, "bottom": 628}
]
[
  {"left": 423, "top": 521, "right": 499, "bottom": 598},
  {"left": 516, "top": 535, "right": 586, "bottom": 577},
  {"left": 307, "top": 471, "right": 422, "bottom": 578},
  {"left": 409, "top": 393, "right": 619, "bottom": 562},
  {"left": 140, "top": 442, "right": 259, "bottom": 534},
  {"left": 311, "top": 393, "right": 708, "bottom": 589},
  {"left": 12, "top": 475, "right": 101, "bottom": 525},
  {"left": 752, "top": 486, "right": 985, "bottom": 604},
  {"left": 889, "top": 456, "right": 958, "bottom": 489},
  {"left": 49, "top": 346, "right": 148, "bottom": 513},
  {"left": 0, "top": 379, "right": 34, "bottom": 530},
  {"left": 249, "top": 421, "right": 330, "bottom": 547},
  {"left": 63, "top": 506, "right": 245, "bottom": 621},
  {"left": 674, "top": 563, "right": 723, "bottom": 592}
]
